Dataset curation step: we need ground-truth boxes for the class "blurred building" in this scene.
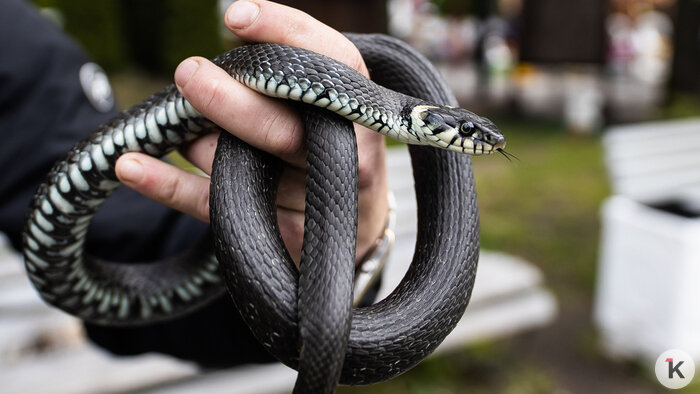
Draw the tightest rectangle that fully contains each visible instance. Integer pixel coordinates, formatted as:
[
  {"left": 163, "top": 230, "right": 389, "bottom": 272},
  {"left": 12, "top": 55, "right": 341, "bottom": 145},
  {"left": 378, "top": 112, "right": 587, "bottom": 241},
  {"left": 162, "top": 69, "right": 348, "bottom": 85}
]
[
  {"left": 671, "top": 0, "right": 700, "bottom": 95},
  {"left": 41, "top": 0, "right": 690, "bottom": 130},
  {"left": 386, "top": 0, "right": 682, "bottom": 130},
  {"left": 520, "top": 0, "right": 606, "bottom": 64}
]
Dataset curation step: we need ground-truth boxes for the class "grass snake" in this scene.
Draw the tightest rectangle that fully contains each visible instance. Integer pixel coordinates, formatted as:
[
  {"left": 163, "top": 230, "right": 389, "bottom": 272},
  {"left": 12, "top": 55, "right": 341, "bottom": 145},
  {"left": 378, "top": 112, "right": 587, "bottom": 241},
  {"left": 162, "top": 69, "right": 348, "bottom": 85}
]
[{"left": 22, "top": 33, "right": 505, "bottom": 393}]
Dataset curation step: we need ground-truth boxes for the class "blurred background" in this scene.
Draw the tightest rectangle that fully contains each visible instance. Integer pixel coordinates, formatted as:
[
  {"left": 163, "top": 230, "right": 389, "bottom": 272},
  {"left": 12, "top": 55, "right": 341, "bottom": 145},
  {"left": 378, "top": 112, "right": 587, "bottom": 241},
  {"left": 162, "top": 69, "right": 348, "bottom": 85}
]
[{"left": 3, "top": 0, "right": 700, "bottom": 392}]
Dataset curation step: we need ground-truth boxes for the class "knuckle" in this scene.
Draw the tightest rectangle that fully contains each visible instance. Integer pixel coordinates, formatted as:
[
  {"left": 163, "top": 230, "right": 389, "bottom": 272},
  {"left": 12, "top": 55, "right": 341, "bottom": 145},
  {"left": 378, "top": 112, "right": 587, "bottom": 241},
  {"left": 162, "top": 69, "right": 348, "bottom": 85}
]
[
  {"left": 160, "top": 174, "right": 181, "bottom": 206},
  {"left": 342, "top": 43, "right": 368, "bottom": 76},
  {"left": 261, "top": 111, "right": 304, "bottom": 159},
  {"left": 276, "top": 208, "right": 304, "bottom": 260},
  {"left": 199, "top": 78, "right": 225, "bottom": 116},
  {"left": 197, "top": 187, "right": 211, "bottom": 222},
  {"left": 291, "top": 217, "right": 304, "bottom": 240},
  {"left": 285, "top": 210, "right": 305, "bottom": 240},
  {"left": 357, "top": 145, "right": 385, "bottom": 190},
  {"left": 357, "top": 155, "right": 376, "bottom": 189},
  {"left": 284, "top": 13, "right": 311, "bottom": 40}
]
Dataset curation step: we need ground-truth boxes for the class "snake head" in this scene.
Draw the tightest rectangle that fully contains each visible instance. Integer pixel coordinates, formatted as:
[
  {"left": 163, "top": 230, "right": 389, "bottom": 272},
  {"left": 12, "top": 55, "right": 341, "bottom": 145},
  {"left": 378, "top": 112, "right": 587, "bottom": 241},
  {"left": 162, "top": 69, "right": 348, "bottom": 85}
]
[{"left": 410, "top": 105, "right": 505, "bottom": 155}]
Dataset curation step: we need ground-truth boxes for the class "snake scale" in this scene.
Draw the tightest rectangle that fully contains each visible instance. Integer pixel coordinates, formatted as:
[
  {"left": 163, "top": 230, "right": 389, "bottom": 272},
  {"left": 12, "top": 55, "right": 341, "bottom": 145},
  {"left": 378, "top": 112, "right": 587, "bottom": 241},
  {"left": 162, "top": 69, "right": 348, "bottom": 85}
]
[{"left": 22, "top": 33, "right": 505, "bottom": 392}]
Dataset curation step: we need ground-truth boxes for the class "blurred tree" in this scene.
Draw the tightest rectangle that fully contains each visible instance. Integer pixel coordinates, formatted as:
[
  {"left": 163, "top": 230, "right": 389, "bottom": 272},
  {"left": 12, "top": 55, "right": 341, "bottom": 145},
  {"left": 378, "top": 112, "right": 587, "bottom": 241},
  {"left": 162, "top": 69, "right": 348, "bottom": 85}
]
[
  {"left": 120, "top": 0, "right": 166, "bottom": 74},
  {"left": 432, "top": 0, "right": 497, "bottom": 18},
  {"left": 120, "top": 0, "right": 222, "bottom": 74},
  {"left": 55, "top": 0, "right": 128, "bottom": 70},
  {"left": 159, "top": 0, "right": 223, "bottom": 74},
  {"left": 275, "top": 0, "right": 387, "bottom": 33},
  {"left": 520, "top": 0, "right": 606, "bottom": 64},
  {"left": 31, "top": 0, "right": 222, "bottom": 75},
  {"left": 31, "top": 0, "right": 59, "bottom": 9},
  {"left": 671, "top": 0, "right": 700, "bottom": 95}
]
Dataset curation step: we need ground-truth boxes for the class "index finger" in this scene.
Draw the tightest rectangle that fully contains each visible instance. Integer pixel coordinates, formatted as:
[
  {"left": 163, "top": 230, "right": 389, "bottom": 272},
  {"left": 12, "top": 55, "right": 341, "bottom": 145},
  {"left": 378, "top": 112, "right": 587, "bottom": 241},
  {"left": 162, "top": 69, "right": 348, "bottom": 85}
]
[
  {"left": 224, "top": 0, "right": 384, "bottom": 176},
  {"left": 225, "top": 0, "right": 369, "bottom": 78}
]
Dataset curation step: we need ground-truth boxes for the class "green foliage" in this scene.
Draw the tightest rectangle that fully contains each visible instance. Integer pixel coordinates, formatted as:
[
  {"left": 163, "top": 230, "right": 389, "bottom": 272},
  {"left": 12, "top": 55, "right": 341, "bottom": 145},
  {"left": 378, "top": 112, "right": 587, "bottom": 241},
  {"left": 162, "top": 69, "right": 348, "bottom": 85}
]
[
  {"left": 31, "top": 0, "right": 223, "bottom": 74},
  {"left": 343, "top": 118, "right": 609, "bottom": 393},
  {"left": 339, "top": 342, "right": 554, "bottom": 394},
  {"left": 120, "top": 0, "right": 223, "bottom": 74},
  {"left": 659, "top": 92, "right": 700, "bottom": 120},
  {"left": 31, "top": 0, "right": 57, "bottom": 8},
  {"left": 160, "top": 0, "right": 223, "bottom": 73},
  {"left": 120, "top": 0, "right": 168, "bottom": 73},
  {"left": 55, "top": 0, "right": 128, "bottom": 70},
  {"left": 474, "top": 118, "right": 608, "bottom": 299},
  {"left": 431, "top": 0, "right": 497, "bottom": 17}
]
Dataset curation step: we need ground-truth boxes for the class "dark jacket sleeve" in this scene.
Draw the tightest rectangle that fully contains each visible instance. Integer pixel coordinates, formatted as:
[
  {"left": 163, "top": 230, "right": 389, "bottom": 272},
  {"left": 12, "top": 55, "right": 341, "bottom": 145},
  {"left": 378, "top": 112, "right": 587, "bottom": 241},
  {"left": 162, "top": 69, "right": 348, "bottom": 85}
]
[
  {"left": 0, "top": 0, "right": 208, "bottom": 261},
  {"left": 0, "top": 0, "right": 271, "bottom": 367}
]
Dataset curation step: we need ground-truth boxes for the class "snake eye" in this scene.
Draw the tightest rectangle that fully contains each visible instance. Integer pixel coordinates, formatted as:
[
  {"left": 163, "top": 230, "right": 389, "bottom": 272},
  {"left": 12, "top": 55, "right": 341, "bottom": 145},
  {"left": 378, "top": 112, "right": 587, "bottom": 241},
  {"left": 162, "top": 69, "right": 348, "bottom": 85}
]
[{"left": 460, "top": 122, "right": 475, "bottom": 135}]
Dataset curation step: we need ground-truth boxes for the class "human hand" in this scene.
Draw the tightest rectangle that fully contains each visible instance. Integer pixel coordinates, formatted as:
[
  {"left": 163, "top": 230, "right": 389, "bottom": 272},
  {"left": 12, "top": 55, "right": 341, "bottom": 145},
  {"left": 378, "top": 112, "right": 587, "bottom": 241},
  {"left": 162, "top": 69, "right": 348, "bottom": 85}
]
[{"left": 115, "top": 0, "right": 388, "bottom": 264}]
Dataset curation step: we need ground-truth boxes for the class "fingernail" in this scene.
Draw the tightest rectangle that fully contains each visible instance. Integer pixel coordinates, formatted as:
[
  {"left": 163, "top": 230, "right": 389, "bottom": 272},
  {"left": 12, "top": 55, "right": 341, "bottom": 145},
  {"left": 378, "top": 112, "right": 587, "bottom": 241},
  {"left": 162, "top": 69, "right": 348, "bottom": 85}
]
[
  {"left": 174, "top": 58, "right": 200, "bottom": 88},
  {"left": 226, "top": 0, "right": 260, "bottom": 29},
  {"left": 118, "top": 158, "right": 144, "bottom": 183}
]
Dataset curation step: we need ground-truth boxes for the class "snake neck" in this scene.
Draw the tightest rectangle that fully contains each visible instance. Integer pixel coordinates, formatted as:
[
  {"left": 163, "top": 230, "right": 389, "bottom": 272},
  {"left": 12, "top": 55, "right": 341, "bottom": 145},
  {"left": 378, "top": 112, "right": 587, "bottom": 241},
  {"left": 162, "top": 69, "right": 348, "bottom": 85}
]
[
  {"left": 317, "top": 84, "right": 427, "bottom": 146},
  {"left": 216, "top": 45, "right": 434, "bottom": 146}
]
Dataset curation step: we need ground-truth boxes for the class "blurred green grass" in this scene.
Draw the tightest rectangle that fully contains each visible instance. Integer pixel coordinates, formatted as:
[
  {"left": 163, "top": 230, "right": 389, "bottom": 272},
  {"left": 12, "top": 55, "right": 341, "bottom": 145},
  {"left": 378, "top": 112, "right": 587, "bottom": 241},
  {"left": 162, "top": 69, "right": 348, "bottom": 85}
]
[
  {"left": 347, "top": 102, "right": 700, "bottom": 393},
  {"left": 112, "top": 71, "right": 700, "bottom": 393},
  {"left": 474, "top": 118, "right": 609, "bottom": 301},
  {"left": 386, "top": 117, "right": 609, "bottom": 298},
  {"left": 341, "top": 118, "right": 610, "bottom": 394},
  {"left": 111, "top": 71, "right": 171, "bottom": 109},
  {"left": 340, "top": 342, "right": 555, "bottom": 394}
]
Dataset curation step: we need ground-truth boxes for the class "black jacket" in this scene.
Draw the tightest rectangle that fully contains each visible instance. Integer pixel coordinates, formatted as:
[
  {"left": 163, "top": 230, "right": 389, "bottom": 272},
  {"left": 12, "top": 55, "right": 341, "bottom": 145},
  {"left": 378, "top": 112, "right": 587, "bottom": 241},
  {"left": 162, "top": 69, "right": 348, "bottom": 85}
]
[{"left": 0, "top": 0, "right": 271, "bottom": 368}]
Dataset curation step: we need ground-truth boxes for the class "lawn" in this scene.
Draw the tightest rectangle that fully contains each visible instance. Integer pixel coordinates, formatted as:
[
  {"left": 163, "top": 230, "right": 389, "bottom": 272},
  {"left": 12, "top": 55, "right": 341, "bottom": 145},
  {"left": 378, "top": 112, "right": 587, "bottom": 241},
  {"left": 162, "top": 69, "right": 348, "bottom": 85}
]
[
  {"left": 343, "top": 113, "right": 700, "bottom": 393},
  {"left": 342, "top": 118, "right": 616, "bottom": 394},
  {"left": 112, "top": 72, "right": 700, "bottom": 393},
  {"left": 474, "top": 117, "right": 609, "bottom": 301}
]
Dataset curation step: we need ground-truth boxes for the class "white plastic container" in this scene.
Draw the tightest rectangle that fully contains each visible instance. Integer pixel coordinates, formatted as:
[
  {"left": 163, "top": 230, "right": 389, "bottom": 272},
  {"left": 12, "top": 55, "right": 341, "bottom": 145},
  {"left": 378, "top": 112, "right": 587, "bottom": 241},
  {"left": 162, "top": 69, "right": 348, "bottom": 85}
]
[{"left": 595, "top": 195, "right": 700, "bottom": 361}]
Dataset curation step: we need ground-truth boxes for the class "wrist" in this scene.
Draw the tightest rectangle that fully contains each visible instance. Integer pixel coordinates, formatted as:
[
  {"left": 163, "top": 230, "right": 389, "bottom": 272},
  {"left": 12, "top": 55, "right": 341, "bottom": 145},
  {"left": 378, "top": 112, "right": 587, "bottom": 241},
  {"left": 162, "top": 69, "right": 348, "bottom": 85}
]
[
  {"left": 355, "top": 191, "right": 388, "bottom": 263},
  {"left": 353, "top": 190, "right": 395, "bottom": 306}
]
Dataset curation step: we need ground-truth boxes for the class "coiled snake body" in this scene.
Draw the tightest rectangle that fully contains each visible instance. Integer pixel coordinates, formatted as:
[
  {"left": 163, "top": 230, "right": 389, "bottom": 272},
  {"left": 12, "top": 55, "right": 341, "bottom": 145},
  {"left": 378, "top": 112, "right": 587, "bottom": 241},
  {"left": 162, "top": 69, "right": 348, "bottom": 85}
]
[{"left": 22, "top": 34, "right": 504, "bottom": 392}]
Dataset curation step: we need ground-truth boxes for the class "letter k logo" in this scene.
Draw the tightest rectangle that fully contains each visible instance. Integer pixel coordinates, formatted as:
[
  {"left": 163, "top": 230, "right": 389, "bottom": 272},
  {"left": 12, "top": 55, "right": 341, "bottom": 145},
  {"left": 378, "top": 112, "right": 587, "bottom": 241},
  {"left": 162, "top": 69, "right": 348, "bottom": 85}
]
[
  {"left": 667, "top": 358, "right": 685, "bottom": 379},
  {"left": 657, "top": 350, "right": 694, "bottom": 389}
]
